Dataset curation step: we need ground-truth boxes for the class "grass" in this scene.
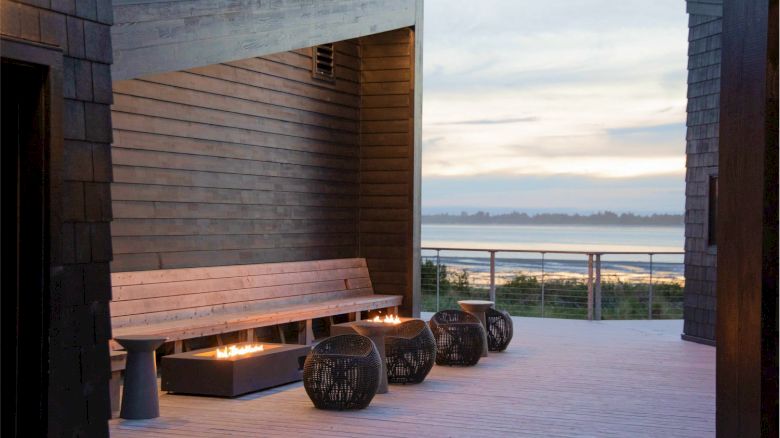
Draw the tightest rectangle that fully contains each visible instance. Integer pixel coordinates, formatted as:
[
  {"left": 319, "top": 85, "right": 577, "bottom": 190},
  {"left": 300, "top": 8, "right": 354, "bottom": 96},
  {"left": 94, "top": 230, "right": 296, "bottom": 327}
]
[{"left": 421, "top": 261, "right": 684, "bottom": 320}]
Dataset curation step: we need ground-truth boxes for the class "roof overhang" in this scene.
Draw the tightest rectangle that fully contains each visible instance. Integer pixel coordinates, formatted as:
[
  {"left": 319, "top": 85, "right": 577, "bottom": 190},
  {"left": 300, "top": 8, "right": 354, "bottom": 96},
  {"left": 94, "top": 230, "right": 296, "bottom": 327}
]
[
  {"left": 686, "top": 0, "right": 723, "bottom": 17},
  {"left": 112, "top": 0, "right": 420, "bottom": 80}
]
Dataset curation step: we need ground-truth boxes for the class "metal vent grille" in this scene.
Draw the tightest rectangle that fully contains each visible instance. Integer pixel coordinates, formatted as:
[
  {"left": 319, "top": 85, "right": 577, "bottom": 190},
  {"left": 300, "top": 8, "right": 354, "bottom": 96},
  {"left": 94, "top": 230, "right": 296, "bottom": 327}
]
[{"left": 312, "top": 44, "right": 335, "bottom": 81}]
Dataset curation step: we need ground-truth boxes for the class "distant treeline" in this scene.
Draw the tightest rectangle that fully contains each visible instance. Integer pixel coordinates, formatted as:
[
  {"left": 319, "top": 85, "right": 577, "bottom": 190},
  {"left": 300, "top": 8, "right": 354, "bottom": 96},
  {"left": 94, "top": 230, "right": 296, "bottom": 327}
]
[{"left": 422, "top": 211, "right": 683, "bottom": 226}]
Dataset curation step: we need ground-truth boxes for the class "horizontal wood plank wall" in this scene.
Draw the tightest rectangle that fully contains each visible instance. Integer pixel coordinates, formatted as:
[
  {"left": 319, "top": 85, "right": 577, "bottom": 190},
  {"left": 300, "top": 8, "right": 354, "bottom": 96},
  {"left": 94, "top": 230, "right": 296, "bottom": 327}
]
[
  {"left": 358, "top": 29, "right": 415, "bottom": 315},
  {"left": 110, "top": 42, "right": 362, "bottom": 271}
]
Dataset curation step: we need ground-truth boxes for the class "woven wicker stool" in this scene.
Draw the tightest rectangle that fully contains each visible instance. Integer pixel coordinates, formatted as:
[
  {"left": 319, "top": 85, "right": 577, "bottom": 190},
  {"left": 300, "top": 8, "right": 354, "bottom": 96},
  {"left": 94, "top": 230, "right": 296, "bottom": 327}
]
[
  {"left": 303, "top": 334, "right": 381, "bottom": 410},
  {"left": 385, "top": 319, "right": 436, "bottom": 384},
  {"left": 429, "top": 310, "right": 485, "bottom": 366},
  {"left": 486, "top": 308, "right": 514, "bottom": 352}
]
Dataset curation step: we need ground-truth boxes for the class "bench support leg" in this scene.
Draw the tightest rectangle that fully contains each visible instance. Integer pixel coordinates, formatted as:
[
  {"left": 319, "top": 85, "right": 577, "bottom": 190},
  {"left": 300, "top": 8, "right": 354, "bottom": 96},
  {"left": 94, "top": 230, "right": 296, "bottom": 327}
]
[
  {"left": 109, "top": 370, "right": 122, "bottom": 418},
  {"left": 246, "top": 328, "right": 255, "bottom": 343},
  {"left": 350, "top": 311, "right": 361, "bottom": 322},
  {"left": 174, "top": 340, "right": 183, "bottom": 354},
  {"left": 298, "top": 319, "right": 314, "bottom": 345},
  {"left": 216, "top": 334, "right": 224, "bottom": 346},
  {"left": 277, "top": 325, "right": 286, "bottom": 344},
  {"left": 389, "top": 306, "right": 398, "bottom": 315}
]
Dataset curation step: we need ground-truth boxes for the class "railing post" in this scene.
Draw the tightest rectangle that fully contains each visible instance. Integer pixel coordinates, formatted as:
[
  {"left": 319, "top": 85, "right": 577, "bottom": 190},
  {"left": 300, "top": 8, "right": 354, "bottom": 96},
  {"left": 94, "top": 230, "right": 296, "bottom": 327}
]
[
  {"left": 648, "top": 253, "right": 654, "bottom": 320},
  {"left": 594, "top": 254, "right": 602, "bottom": 320},
  {"left": 435, "top": 250, "right": 441, "bottom": 312},
  {"left": 540, "top": 252, "right": 546, "bottom": 318},
  {"left": 489, "top": 251, "right": 496, "bottom": 303},
  {"left": 587, "top": 254, "right": 594, "bottom": 321}
]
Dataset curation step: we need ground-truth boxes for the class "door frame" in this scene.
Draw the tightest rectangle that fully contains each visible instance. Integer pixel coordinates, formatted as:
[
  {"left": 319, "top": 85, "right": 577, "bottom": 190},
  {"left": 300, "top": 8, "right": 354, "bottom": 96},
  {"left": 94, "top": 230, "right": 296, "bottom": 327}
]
[{"left": 1, "top": 35, "right": 65, "bottom": 435}]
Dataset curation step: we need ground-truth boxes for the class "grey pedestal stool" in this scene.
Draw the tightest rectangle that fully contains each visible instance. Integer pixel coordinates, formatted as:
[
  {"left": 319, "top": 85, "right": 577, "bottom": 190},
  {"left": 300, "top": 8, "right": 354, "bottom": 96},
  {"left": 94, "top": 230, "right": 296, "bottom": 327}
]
[
  {"left": 115, "top": 335, "right": 167, "bottom": 419},
  {"left": 458, "top": 300, "right": 494, "bottom": 357}
]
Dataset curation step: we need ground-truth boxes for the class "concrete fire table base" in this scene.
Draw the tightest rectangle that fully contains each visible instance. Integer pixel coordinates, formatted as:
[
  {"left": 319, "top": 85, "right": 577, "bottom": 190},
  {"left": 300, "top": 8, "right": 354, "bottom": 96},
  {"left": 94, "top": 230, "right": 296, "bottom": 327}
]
[
  {"left": 330, "top": 318, "right": 414, "bottom": 336},
  {"left": 161, "top": 342, "right": 311, "bottom": 397}
]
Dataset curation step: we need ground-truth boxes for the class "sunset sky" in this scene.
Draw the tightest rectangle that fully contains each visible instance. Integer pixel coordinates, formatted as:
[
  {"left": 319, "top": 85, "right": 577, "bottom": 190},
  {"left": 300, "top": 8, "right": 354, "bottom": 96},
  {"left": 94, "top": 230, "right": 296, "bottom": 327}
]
[{"left": 421, "top": 0, "right": 689, "bottom": 214}]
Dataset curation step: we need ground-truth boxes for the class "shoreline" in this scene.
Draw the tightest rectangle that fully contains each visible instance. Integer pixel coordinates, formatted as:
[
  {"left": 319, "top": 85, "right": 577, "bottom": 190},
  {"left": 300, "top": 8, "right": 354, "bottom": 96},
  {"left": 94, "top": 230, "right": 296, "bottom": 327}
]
[{"left": 423, "top": 255, "right": 685, "bottom": 285}]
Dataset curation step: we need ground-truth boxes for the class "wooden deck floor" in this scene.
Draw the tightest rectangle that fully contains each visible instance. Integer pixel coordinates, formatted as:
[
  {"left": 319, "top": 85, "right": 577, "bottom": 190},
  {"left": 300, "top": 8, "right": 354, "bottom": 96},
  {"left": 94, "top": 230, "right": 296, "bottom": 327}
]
[{"left": 110, "top": 317, "right": 715, "bottom": 437}]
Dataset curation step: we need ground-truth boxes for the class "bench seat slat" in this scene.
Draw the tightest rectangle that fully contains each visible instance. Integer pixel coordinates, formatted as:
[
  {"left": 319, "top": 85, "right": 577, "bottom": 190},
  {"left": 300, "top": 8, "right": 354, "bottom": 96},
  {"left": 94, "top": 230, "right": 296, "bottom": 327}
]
[
  {"left": 111, "top": 288, "right": 374, "bottom": 328},
  {"left": 110, "top": 294, "right": 403, "bottom": 348},
  {"left": 111, "top": 278, "right": 368, "bottom": 318}
]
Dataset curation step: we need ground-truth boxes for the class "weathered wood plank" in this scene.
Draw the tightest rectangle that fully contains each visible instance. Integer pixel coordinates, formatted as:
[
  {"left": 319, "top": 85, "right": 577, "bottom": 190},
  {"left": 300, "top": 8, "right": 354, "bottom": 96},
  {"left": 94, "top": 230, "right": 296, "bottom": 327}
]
[
  {"left": 111, "top": 167, "right": 358, "bottom": 196},
  {"left": 111, "top": 232, "right": 358, "bottom": 255},
  {"left": 111, "top": 113, "right": 358, "bottom": 157},
  {"left": 111, "top": 148, "right": 357, "bottom": 183},
  {"left": 112, "top": 81, "right": 359, "bottom": 132},
  {"left": 108, "top": 318, "right": 715, "bottom": 437},
  {"left": 112, "top": 258, "right": 366, "bottom": 286},
  {"left": 112, "top": 0, "right": 418, "bottom": 80},
  {"left": 190, "top": 63, "right": 360, "bottom": 108},
  {"left": 113, "top": 267, "right": 369, "bottom": 301},
  {"left": 112, "top": 246, "right": 359, "bottom": 272},
  {"left": 157, "top": 246, "right": 357, "bottom": 269},
  {"left": 110, "top": 183, "right": 358, "bottom": 207},
  {"left": 112, "top": 94, "right": 358, "bottom": 145},
  {"left": 110, "top": 279, "right": 353, "bottom": 317},
  {"left": 110, "top": 218, "right": 356, "bottom": 237},
  {"left": 112, "top": 131, "right": 359, "bottom": 170},
  {"left": 111, "top": 294, "right": 403, "bottom": 340},
  {"left": 111, "top": 201, "right": 358, "bottom": 221}
]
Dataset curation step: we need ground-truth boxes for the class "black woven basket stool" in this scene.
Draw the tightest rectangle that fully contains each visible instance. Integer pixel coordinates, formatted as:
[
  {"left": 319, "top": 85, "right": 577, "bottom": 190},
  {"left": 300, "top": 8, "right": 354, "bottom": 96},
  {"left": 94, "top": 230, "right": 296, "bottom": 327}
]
[
  {"left": 385, "top": 319, "right": 436, "bottom": 384},
  {"left": 428, "top": 310, "right": 485, "bottom": 366},
  {"left": 486, "top": 308, "right": 513, "bottom": 352},
  {"left": 303, "top": 334, "right": 381, "bottom": 410}
]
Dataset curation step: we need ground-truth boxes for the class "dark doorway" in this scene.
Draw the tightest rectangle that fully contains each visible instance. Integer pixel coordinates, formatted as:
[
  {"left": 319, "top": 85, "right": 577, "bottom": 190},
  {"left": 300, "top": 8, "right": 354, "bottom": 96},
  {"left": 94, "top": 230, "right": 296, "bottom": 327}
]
[{"left": 2, "top": 58, "right": 51, "bottom": 436}]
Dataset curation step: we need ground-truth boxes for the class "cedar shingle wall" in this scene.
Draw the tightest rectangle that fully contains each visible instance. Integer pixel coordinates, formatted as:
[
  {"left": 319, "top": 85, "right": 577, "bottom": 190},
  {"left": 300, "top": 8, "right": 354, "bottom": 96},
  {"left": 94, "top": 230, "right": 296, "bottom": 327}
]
[
  {"left": 358, "top": 28, "right": 415, "bottom": 314},
  {"left": 109, "top": 43, "right": 362, "bottom": 271},
  {"left": 683, "top": 13, "right": 721, "bottom": 344},
  {"left": 1, "top": 0, "right": 115, "bottom": 434}
]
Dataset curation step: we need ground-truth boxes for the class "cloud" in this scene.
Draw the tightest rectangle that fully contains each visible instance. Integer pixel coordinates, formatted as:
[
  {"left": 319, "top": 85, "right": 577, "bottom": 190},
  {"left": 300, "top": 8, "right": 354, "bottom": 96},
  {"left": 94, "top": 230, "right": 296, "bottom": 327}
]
[
  {"left": 421, "top": 0, "right": 689, "bottom": 185},
  {"left": 431, "top": 116, "right": 538, "bottom": 125}
]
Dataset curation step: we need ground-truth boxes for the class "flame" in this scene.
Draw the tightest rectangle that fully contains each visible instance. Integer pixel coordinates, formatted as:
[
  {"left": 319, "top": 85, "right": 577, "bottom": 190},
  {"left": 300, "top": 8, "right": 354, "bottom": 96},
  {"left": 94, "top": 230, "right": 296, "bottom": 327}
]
[
  {"left": 371, "top": 314, "right": 401, "bottom": 324},
  {"left": 215, "top": 344, "right": 264, "bottom": 359}
]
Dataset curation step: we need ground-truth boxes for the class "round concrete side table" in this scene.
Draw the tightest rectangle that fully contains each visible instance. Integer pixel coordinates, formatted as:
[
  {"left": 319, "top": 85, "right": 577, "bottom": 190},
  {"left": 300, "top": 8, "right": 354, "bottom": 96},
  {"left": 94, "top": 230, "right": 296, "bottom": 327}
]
[
  {"left": 457, "top": 300, "right": 494, "bottom": 357},
  {"left": 352, "top": 322, "right": 396, "bottom": 394},
  {"left": 115, "top": 335, "right": 167, "bottom": 419}
]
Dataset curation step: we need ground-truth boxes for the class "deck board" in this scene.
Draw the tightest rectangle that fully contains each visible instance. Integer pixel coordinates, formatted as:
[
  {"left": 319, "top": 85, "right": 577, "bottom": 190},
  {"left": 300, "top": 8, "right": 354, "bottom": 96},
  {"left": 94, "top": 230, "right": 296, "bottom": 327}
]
[{"left": 110, "top": 317, "right": 715, "bottom": 437}]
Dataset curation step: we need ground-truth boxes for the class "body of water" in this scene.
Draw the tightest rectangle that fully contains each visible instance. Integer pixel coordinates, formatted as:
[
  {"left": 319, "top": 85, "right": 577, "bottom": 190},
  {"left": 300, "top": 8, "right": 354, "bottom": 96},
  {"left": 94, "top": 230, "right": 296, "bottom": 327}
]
[{"left": 421, "top": 224, "right": 685, "bottom": 283}]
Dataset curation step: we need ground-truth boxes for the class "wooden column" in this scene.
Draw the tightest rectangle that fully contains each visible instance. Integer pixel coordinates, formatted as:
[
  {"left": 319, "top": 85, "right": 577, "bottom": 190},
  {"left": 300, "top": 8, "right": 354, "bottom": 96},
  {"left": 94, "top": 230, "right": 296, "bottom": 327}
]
[
  {"left": 716, "top": 0, "right": 777, "bottom": 435},
  {"left": 358, "top": 27, "right": 419, "bottom": 316}
]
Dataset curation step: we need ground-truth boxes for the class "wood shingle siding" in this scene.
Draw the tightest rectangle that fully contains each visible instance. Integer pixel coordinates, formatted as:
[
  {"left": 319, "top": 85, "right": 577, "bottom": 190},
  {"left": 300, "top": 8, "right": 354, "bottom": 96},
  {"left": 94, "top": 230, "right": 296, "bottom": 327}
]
[{"left": 683, "top": 6, "right": 721, "bottom": 345}]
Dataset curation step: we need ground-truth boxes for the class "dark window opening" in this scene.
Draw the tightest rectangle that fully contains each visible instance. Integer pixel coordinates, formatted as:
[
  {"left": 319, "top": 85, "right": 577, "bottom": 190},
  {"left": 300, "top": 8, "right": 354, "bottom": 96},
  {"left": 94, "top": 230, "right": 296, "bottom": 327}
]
[
  {"left": 708, "top": 175, "right": 718, "bottom": 246},
  {"left": 312, "top": 44, "right": 335, "bottom": 81}
]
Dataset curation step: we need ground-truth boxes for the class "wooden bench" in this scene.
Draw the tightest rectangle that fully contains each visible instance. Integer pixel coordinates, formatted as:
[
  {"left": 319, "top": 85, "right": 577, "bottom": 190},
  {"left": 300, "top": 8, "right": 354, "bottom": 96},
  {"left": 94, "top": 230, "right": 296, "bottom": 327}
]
[{"left": 109, "top": 258, "right": 403, "bottom": 352}]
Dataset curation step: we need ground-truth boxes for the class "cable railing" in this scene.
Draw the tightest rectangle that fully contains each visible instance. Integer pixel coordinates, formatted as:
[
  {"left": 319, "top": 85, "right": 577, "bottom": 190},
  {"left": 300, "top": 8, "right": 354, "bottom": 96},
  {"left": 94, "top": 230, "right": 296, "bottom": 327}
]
[{"left": 421, "top": 247, "right": 685, "bottom": 320}]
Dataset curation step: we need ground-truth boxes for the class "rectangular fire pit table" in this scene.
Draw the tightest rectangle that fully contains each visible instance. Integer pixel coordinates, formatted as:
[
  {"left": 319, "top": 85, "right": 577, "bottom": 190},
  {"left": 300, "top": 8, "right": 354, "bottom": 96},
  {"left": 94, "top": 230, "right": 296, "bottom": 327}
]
[
  {"left": 161, "top": 342, "right": 311, "bottom": 397},
  {"left": 330, "top": 317, "right": 415, "bottom": 336}
]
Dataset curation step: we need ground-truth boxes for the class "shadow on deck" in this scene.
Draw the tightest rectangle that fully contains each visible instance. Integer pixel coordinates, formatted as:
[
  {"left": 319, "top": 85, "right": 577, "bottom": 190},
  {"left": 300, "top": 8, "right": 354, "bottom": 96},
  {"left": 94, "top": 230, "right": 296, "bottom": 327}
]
[{"left": 110, "top": 317, "right": 715, "bottom": 437}]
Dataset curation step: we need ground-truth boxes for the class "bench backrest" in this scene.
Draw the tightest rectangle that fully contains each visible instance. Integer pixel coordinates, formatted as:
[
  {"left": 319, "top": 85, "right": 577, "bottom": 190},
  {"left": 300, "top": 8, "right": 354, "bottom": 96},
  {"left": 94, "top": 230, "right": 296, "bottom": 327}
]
[{"left": 110, "top": 258, "right": 374, "bottom": 329}]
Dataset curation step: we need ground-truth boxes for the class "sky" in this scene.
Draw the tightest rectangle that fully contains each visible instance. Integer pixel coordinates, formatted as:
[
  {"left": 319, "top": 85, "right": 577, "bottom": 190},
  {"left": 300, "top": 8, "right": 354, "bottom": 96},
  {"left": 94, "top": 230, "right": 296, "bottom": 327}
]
[{"left": 421, "top": 0, "right": 689, "bottom": 214}]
